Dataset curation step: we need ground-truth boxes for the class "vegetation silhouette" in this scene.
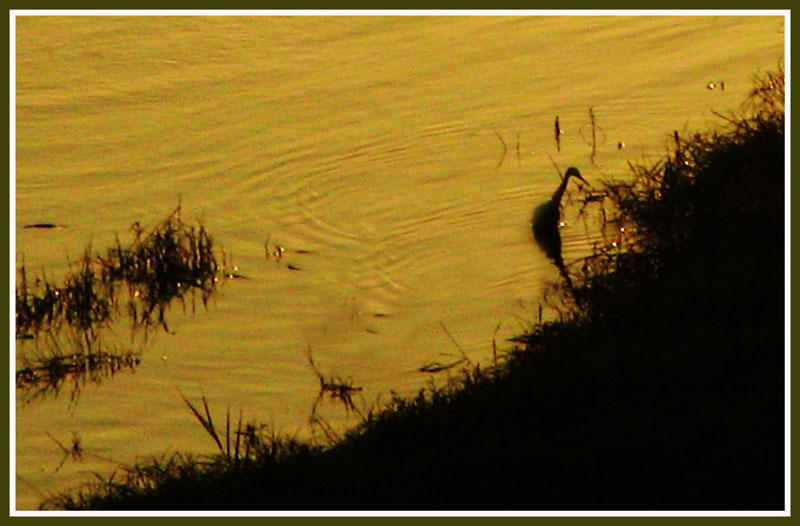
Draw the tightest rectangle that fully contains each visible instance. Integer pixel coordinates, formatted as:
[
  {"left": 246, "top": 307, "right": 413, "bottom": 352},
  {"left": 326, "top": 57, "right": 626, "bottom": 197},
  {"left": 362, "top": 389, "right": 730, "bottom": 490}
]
[
  {"left": 42, "top": 66, "right": 784, "bottom": 512},
  {"left": 15, "top": 206, "right": 227, "bottom": 401}
]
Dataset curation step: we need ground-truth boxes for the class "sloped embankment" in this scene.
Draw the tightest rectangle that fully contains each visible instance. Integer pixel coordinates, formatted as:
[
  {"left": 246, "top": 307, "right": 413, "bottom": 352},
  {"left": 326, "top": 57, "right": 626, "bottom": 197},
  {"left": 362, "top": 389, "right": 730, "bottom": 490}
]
[{"left": 48, "top": 68, "right": 785, "bottom": 511}]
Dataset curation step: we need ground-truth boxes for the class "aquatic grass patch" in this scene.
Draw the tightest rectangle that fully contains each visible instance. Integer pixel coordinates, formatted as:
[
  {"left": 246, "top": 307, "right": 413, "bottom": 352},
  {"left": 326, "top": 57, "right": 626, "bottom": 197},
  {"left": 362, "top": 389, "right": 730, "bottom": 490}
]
[
  {"left": 15, "top": 249, "right": 114, "bottom": 340},
  {"left": 16, "top": 206, "right": 222, "bottom": 338},
  {"left": 15, "top": 206, "right": 225, "bottom": 398},
  {"left": 16, "top": 328, "right": 141, "bottom": 403},
  {"left": 15, "top": 249, "right": 138, "bottom": 402},
  {"left": 16, "top": 349, "right": 141, "bottom": 403},
  {"left": 95, "top": 206, "right": 220, "bottom": 333}
]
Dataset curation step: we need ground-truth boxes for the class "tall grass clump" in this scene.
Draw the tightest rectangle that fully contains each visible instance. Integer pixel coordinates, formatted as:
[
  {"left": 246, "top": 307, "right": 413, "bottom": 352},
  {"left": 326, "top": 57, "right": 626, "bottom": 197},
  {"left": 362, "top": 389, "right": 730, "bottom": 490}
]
[
  {"left": 42, "top": 394, "right": 323, "bottom": 511},
  {"left": 96, "top": 207, "right": 219, "bottom": 332},
  {"left": 559, "top": 65, "right": 784, "bottom": 329}
]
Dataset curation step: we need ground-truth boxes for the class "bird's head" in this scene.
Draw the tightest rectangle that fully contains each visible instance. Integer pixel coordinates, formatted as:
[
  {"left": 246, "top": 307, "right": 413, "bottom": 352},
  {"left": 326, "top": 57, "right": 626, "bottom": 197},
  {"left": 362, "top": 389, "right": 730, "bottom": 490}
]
[{"left": 564, "top": 167, "right": 586, "bottom": 184}]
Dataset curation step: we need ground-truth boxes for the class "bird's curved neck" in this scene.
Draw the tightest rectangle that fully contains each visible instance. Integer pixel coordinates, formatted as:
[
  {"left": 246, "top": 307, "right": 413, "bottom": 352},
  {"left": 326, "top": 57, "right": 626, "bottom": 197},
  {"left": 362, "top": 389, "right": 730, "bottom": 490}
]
[{"left": 551, "top": 174, "right": 572, "bottom": 203}]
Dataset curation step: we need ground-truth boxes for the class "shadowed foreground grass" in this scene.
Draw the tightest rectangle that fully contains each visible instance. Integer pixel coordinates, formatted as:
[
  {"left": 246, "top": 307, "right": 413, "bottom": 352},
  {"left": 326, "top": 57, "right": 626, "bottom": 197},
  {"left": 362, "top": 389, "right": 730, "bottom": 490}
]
[{"left": 45, "top": 70, "right": 785, "bottom": 511}]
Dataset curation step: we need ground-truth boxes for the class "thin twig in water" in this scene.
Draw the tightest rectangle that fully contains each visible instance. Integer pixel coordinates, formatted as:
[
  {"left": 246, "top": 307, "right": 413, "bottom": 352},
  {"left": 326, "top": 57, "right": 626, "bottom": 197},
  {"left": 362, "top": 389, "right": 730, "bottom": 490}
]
[
  {"left": 46, "top": 431, "right": 83, "bottom": 472},
  {"left": 546, "top": 154, "right": 564, "bottom": 180},
  {"left": 590, "top": 107, "right": 597, "bottom": 164},
  {"left": 579, "top": 106, "right": 606, "bottom": 166},
  {"left": 494, "top": 129, "right": 507, "bottom": 169},
  {"left": 439, "top": 321, "right": 465, "bottom": 358},
  {"left": 439, "top": 321, "right": 472, "bottom": 366}
]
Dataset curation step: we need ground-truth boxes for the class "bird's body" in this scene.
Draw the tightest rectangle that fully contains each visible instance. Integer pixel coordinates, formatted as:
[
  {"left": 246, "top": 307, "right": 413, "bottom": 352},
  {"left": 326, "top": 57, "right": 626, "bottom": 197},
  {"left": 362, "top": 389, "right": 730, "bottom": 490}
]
[{"left": 532, "top": 167, "right": 586, "bottom": 269}]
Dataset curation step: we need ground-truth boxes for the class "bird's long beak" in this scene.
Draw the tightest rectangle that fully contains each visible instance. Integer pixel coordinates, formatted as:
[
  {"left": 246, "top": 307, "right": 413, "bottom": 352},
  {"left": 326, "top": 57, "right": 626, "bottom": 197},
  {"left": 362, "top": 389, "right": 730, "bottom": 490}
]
[{"left": 570, "top": 172, "right": 587, "bottom": 187}]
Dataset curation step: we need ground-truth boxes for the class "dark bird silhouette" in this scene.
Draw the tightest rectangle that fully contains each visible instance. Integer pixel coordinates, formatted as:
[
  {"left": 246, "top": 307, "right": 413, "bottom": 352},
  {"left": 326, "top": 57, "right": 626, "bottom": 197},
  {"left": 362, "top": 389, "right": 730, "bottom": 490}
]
[{"left": 532, "top": 166, "right": 586, "bottom": 275}]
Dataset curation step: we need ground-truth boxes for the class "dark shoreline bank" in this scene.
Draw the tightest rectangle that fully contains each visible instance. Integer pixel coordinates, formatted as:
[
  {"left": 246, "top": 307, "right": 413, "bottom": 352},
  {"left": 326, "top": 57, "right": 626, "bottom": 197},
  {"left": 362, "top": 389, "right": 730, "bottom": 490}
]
[{"left": 41, "top": 68, "right": 785, "bottom": 512}]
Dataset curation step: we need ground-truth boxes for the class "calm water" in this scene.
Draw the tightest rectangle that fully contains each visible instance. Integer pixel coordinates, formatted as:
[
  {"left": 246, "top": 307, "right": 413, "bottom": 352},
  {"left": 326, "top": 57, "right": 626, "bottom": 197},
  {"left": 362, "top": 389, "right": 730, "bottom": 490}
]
[{"left": 13, "top": 14, "right": 784, "bottom": 510}]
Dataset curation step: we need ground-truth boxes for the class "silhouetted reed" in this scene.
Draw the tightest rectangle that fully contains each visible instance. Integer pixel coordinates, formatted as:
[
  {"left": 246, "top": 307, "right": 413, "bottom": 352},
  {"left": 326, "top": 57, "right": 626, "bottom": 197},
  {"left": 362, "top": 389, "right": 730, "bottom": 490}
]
[{"left": 180, "top": 393, "right": 273, "bottom": 467}]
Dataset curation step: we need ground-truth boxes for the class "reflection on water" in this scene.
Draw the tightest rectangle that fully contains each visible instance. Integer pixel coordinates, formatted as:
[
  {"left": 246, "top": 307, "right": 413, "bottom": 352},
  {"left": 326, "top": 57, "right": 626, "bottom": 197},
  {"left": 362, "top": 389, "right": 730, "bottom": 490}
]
[{"left": 14, "top": 14, "right": 784, "bottom": 509}]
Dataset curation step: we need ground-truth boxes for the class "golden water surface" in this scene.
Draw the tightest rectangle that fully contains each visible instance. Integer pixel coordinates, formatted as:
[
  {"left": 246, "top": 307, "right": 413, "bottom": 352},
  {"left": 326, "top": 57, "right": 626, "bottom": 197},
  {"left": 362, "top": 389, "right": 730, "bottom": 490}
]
[{"left": 14, "top": 14, "right": 784, "bottom": 510}]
